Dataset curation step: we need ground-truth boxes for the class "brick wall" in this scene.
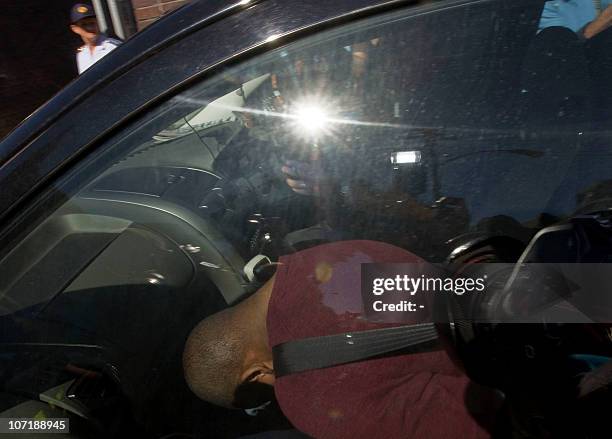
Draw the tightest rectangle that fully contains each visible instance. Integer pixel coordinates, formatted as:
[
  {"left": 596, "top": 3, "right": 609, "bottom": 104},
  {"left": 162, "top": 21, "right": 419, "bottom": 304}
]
[{"left": 132, "top": 0, "right": 190, "bottom": 31}]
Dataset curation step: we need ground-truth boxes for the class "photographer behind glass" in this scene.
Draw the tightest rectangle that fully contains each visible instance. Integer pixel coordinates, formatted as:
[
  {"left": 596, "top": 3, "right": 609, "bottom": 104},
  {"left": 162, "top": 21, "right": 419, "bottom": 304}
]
[
  {"left": 211, "top": 41, "right": 470, "bottom": 258},
  {"left": 524, "top": 0, "right": 612, "bottom": 124}
]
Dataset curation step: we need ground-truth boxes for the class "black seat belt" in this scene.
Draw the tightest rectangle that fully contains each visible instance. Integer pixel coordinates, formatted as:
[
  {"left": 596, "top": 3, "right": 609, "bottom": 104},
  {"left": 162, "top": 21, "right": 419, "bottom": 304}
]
[{"left": 273, "top": 323, "right": 439, "bottom": 378}]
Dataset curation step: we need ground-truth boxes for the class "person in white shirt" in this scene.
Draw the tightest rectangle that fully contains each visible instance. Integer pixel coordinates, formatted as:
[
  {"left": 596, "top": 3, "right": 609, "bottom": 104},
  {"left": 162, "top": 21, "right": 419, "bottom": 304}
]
[{"left": 69, "top": 3, "right": 121, "bottom": 74}]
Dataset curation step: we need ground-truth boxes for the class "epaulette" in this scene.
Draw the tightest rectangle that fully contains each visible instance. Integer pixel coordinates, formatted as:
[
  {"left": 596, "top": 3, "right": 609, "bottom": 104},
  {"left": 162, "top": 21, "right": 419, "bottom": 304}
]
[{"left": 104, "top": 38, "right": 122, "bottom": 47}]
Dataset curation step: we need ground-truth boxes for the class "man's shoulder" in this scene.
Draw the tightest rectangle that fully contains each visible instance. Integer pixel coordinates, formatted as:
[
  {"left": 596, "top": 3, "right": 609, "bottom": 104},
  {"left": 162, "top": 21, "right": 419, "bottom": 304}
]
[{"left": 100, "top": 37, "right": 122, "bottom": 48}]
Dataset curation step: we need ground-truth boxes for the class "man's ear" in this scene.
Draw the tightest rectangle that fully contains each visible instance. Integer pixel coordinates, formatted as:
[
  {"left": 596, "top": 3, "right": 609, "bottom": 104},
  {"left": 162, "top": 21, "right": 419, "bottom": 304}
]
[{"left": 240, "top": 361, "right": 275, "bottom": 386}]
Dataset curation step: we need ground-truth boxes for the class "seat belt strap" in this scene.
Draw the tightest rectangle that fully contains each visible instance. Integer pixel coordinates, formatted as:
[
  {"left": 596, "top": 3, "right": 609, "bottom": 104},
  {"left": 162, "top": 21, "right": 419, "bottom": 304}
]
[{"left": 273, "top": 323, "right": 439, "bottom": 378}]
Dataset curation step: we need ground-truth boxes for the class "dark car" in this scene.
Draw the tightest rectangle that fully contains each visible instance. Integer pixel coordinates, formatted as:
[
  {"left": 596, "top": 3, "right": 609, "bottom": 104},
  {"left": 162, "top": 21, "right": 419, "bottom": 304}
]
[{"left": 2, "top": 0, "right": 612, "bottom": 437}]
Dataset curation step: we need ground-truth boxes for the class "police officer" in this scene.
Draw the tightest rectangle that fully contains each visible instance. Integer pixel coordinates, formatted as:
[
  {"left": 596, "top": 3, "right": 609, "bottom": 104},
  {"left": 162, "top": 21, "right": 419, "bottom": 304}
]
[{"left": 69, "top": 3, "right": 121, "bottom": 74}]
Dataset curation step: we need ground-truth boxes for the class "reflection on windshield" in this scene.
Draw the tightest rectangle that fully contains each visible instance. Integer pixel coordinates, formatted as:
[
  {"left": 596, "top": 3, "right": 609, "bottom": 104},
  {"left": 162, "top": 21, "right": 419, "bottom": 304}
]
[{"left": 153, "top": 74, "right": 272, "bottom": 142}]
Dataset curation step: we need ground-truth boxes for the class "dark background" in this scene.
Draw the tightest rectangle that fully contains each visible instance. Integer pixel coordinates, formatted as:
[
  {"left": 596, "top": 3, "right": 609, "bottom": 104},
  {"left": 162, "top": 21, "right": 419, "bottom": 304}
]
[{"left": 0, "top": 0, "right": 89, "bottom": 139}]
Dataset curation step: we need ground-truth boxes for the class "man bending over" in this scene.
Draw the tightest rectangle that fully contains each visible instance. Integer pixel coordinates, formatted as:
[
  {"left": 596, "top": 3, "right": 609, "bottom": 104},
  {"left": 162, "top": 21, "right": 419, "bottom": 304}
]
[{"left": 183, "top": 240, "right": 499, "bottom": 438}]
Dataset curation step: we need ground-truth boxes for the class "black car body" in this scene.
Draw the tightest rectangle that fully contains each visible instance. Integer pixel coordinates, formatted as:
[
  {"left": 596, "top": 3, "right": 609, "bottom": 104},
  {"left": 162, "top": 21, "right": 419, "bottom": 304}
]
[{"left": 2, "top": 0, "right": 612, "bottom": 437}]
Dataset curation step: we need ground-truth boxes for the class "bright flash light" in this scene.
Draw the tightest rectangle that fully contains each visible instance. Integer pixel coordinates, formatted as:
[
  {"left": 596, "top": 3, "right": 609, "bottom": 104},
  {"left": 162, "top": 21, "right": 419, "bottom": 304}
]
[
  {"left": 296, "top": 105, "right": 328, "bottom": 131},
  {"left": 290, "top": 100, "right": 332, "bottom": 140},
  {"left": 265, "top": 34, "right": 281, "bottom": 43},
  {"left": 390, "top": 151, "right": 422, "bottom": 165}
]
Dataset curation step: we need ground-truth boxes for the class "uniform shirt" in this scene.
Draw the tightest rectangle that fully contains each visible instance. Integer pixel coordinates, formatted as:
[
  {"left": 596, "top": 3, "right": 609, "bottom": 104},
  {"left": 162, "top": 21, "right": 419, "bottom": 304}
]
[
  {"left": 267, "top": 240, "right": 495, "bottom": 439},
  {"left": 76, "top": 35, "right": 121, "bottom": 74},
  {"left": 539, "top": 0, "right": 612, "bottom": 33}
]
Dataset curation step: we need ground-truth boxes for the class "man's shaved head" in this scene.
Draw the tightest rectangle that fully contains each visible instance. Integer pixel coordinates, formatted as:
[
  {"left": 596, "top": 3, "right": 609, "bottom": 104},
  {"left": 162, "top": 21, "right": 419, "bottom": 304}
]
[
  {"left": 183, "top": 308, "right": 248, "bottom": 408},
  {"left": 183, "top": 277, "right": 276, "bottom": 409}
]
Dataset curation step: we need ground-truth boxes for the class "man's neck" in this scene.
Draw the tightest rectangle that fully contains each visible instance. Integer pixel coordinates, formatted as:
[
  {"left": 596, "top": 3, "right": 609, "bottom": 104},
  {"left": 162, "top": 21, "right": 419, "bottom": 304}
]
[
  {"left": 238, "top": 276, "right": 275, "bottom": 349},
  {"left": 83, "top": 35, "right": 100, "bottom": 54}
]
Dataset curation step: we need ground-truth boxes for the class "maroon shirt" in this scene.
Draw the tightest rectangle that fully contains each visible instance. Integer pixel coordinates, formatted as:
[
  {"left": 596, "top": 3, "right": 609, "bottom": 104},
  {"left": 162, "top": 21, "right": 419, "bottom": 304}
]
[{"left": 267, "top": 240, "right": 492, "bottom": 439}]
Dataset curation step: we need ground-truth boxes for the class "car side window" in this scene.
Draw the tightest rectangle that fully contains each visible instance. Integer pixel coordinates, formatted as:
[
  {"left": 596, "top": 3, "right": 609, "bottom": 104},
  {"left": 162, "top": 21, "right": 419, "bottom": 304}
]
[{"left": 3, "top": 0, "right": 612, "bottom": 437}]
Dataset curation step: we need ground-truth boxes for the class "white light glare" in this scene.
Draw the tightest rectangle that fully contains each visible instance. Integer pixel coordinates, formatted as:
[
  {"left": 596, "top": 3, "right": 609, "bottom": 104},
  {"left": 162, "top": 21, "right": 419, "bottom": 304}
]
[
  {"left": 265, "top": 34, "right": 281, "bottom": 43},
  {"left": 294, "top": 103, "right": 329, "bottom": 135},
  {"left": 390, "top": 151, "right": 421, "bottom": 165}
]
